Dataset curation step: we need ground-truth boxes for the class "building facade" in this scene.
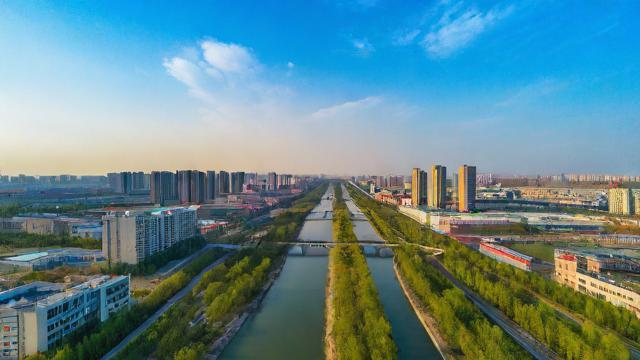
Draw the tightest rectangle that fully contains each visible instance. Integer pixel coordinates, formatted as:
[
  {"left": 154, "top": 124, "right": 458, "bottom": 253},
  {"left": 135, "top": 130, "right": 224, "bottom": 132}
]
[
  {"left": 102, "top": 206, "right": 196, "bottom": 264},
  {"left": 411, "top": 168, "right": 427, "bottom": 207},
  {"left": 206, "top": 171, "right": 216, "bottom": 201},
  {"left": 609, "top": 188, "right": 633, "bottom": 215},
  {"left": 429, "top": 165, "right": 447, "bottom": 209},
  {"left": 555, "top": 250, "right": 640, "bottom": 318},
  {"left": 230, "top": 172, "right": 245, "bottom": 194},
  {"left": 218, "top": 171, "right": 230, "bottom": 195},
  {"left": 0, "top": 276, "right": 129, "bottom": 359},
  {"left": 458, "top": 165, "right": 477, "bottom": 212},
  {"left": 150, "top": 171, "right": 178, "bottom": 206}
]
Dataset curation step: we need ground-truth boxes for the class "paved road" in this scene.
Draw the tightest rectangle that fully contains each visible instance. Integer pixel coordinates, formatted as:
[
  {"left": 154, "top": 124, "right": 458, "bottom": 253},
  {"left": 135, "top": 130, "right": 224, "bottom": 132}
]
[
  {"left": 428, "top": 258, "right": 559, "bottom": 360},
  {"left": 102, "top": 252, "right": 233, "bottom": 360}
]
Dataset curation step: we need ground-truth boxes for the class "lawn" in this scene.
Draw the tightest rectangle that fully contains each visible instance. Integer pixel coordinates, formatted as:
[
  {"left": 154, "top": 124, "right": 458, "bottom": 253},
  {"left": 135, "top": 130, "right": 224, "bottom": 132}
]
[{"left": 507, "top": 242, "right": 557, "bottom": 263}]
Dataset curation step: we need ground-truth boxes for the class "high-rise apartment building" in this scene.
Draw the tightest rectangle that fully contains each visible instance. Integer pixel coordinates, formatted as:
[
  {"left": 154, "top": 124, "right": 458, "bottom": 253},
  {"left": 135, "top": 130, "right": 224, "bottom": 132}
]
[
  {"left": 458, "top": 165, "right": 477, "bottom": 212},
  {"left": 231, "top": 172, "right": 245, "bottom": 193},
  {"left": 206, "top": 171, "right": 216, "bottom": 201},
  {"left": 430, "top": 165, "right": 447, "bottom": 209},
  {"left": 190, "top": 171, "right": 206, "bottom": 204},
  {"left": 267, "top": 172, "right": 278, "bottom": 191},
  {"left": 609, "top": 188, "right": 633, "bottom": 215},
  {"left": 176, "top": 170, "right": 206, "bottom": 204},
  {"left": 634, "top": 190, "right": 640, "bottom": 215},
  {"left": 102, "top": 206, "right": 196, "bottom": 264},
  {"left": 218, "top": 171, "right": 230, "bottom": 195},
  {"left": 150, "top": 171, "right": 178, "bottom": 205},
  {"left": 107, "top": 172, "right": 133, "bottom": 194},
  {"left": 411, "top": 168, "right": 427, "bottom": 207},
  {"left": 131, "top": 172, "right": 147, "bottom": 191},
  {"left": 278, "top": 174, "right": 292, "bottom": 189}
]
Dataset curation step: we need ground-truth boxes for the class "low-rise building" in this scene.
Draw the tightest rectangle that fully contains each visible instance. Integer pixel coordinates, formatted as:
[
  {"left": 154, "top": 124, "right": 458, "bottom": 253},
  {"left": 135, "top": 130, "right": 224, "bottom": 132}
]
[
  {"left": 0, "top": 248, "right": 104, "bottom": 271},
  {"left": 0, "top": 275, "right": 129, "bottom": 358},
  {"left": 479, "top": 242, "right": 532, "bottom": 271},
  {"left": 555, "top": 249, "right": 640, "bottom": 318}
]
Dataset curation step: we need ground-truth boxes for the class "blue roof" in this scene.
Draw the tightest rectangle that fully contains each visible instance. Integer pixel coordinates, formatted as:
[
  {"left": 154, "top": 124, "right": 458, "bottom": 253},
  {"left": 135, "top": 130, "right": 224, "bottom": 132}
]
[{"left": 6, "top": 252, "right": 49, "bottom": 262}]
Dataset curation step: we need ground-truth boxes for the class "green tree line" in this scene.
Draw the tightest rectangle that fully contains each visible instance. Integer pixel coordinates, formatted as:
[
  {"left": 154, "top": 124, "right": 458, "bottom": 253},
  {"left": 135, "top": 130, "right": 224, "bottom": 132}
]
[
  {"left": 347, "top": 183, "right": 637, "bottom": 359},
  {"left": 0, "top": 232, "right": 101, "bottom": 250},
  {"left": 396, "top": 245, "right": 530, "bottom": 359},
  {"left": 329, "top": 183, "right": 397, "bottom": 359},
  {"left": 113, "top": 247, "right": 282, "bottom": 360},
  {"left": 106, "top": 236, "right": 206, "bottom": 276}
]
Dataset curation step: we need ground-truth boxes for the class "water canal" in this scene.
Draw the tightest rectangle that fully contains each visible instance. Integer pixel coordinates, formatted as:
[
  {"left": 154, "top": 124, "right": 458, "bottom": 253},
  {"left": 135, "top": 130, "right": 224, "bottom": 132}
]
[
  {"left": 219, "top": 185, "right": 334, "bottom": 360},
  {"left": 220, "top": 183, "right": 441, "bottom": 359}
]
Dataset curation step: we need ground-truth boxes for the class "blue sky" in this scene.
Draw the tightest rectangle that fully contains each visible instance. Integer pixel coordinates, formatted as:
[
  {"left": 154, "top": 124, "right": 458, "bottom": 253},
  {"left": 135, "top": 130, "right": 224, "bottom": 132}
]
[{"left": 0, "top": 0, "right": 638, "bottom": 175}]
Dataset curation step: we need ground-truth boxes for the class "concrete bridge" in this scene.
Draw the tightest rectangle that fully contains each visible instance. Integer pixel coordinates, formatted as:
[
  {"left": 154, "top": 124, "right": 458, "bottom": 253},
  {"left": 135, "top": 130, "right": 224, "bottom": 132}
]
[{"left": 272, "top": 241, "right": 398, "bottom": 257}]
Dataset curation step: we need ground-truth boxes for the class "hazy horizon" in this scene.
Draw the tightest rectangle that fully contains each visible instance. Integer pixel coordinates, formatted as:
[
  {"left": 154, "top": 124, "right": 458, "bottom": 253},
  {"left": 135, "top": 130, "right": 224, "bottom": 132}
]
[{"left": 1, "top": 1, "right": 639, "bottom": 176}]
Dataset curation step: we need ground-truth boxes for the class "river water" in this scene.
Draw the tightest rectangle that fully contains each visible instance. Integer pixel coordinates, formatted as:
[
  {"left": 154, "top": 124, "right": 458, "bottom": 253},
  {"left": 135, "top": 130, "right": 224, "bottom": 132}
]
[
  {"left": 219, "top": 256, "right": 328, "bottom": 360},
  {"left": 219, "top": 185, "right": 334, "bottom": 360},
  {"left": 347, "top": 184, "right": 442, "bottom": 360},
  {"left": 220, "top": 183, "right": 441, "bottom": 359}
]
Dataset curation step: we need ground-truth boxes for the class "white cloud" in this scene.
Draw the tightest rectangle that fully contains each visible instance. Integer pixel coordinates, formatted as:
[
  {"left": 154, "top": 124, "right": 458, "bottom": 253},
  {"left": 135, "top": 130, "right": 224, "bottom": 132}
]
[
  {"left": 163, "top": 57, "right": 213, "bottom": 102},
  {"left": 421, "top": 4, "right": 513, "bottom": 58},
  {"left": 352, "top": 38, "right": 375, "bottom": 56},
  {"left": 393, "top": 29, "right": 421, "bottom": 46},
  {"left": 311, "top": 96, "right": 382, "bottom": 119},
  {"left": 200, "top": 40, "right": 259, "bottom": 75}
]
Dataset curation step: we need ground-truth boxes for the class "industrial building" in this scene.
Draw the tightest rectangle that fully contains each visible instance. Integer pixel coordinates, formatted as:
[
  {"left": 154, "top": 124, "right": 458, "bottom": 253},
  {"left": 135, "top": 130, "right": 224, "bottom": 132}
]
[
  {"left": 102, "top": 206, "right": 197, "bottom": 264},
  {"left": 0, "top": 275, "right": 129, "bottom": 358},
  {"left": 479, "top": 242, "right": 533, "bottom": 271},
  {"left": 0, "top": 248, "right": 104, "bottom": 271}
]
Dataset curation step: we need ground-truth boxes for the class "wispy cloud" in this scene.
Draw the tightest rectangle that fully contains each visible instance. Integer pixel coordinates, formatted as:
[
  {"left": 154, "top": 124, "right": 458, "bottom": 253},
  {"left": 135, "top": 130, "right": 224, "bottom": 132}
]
[
  {"left": 422, "top": 3, "right": 514, "bottom": 58},
  {"left": 498, "top": 78, "right": 568, "bottom": 107},
  {"left": 311, "top": 96, "right": 382, "bottom": 119},
  {"left": 393, "top": 29, "right": 421, "bottom": 46},
  {"left": 352, "top": 38, "right": 375, "bottom": 56},
  {"left": 163, "top": 39, "right": 296, "bottom": 125}
]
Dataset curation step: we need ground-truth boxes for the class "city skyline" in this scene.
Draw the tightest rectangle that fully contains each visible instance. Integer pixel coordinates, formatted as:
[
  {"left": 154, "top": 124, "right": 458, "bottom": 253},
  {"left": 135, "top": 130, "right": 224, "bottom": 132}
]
[{"left": 2, "top": 1, "right": 639, "bottom": 175}]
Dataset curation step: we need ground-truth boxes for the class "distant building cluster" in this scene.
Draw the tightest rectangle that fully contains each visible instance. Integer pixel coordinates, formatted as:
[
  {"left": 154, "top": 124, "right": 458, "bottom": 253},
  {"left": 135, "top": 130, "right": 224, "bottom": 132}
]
[
  {"left": 0, "top": 174, "right": 107, "bottom": 188},
  {"left": 147, "top": 170, "right": 304, "bottom": 206},
  {"left": 0, "top": 275, "right": 129, "bottom": 358},
  {"left": 410, "top": 165, "right": 476, "bottom": 212}
]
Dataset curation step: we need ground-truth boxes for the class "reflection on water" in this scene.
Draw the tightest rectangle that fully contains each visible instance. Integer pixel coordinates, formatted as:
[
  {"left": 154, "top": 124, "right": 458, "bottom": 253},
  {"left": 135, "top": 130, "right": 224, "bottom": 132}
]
[{"left": 367, "top": 257, "right": 442, "bottom": 360}]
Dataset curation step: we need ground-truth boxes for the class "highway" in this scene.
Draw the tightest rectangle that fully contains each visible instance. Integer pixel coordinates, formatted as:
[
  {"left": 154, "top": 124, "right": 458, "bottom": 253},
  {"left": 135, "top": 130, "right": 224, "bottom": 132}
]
[
  {"left": 428, "top": 258, "right": 559, "bottom": 360},
  {"left": 102, "top": 251, "right": 233, "bottom": 360}
]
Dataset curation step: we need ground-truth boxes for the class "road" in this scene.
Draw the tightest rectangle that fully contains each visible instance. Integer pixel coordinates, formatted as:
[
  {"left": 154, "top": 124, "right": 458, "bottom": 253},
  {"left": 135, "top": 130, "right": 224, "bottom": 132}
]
[
  {"left": 102, "top": 252, "right": 233, "bottom": 360},
  {"left": 428, "top": 258, "right": 559, "bottom": 360}
]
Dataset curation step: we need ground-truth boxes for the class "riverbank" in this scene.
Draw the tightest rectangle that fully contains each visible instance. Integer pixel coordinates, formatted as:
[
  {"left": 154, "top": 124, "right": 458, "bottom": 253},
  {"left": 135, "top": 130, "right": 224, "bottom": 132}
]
[
  {"left": 393, "top": 260, "right": 453, "bottom": 359},
  {"left": 207, "top": 254, "right": 286, "bottom": 359},
  {"left": 324, "top": 252, "right": 337, "bottom": 360}
]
